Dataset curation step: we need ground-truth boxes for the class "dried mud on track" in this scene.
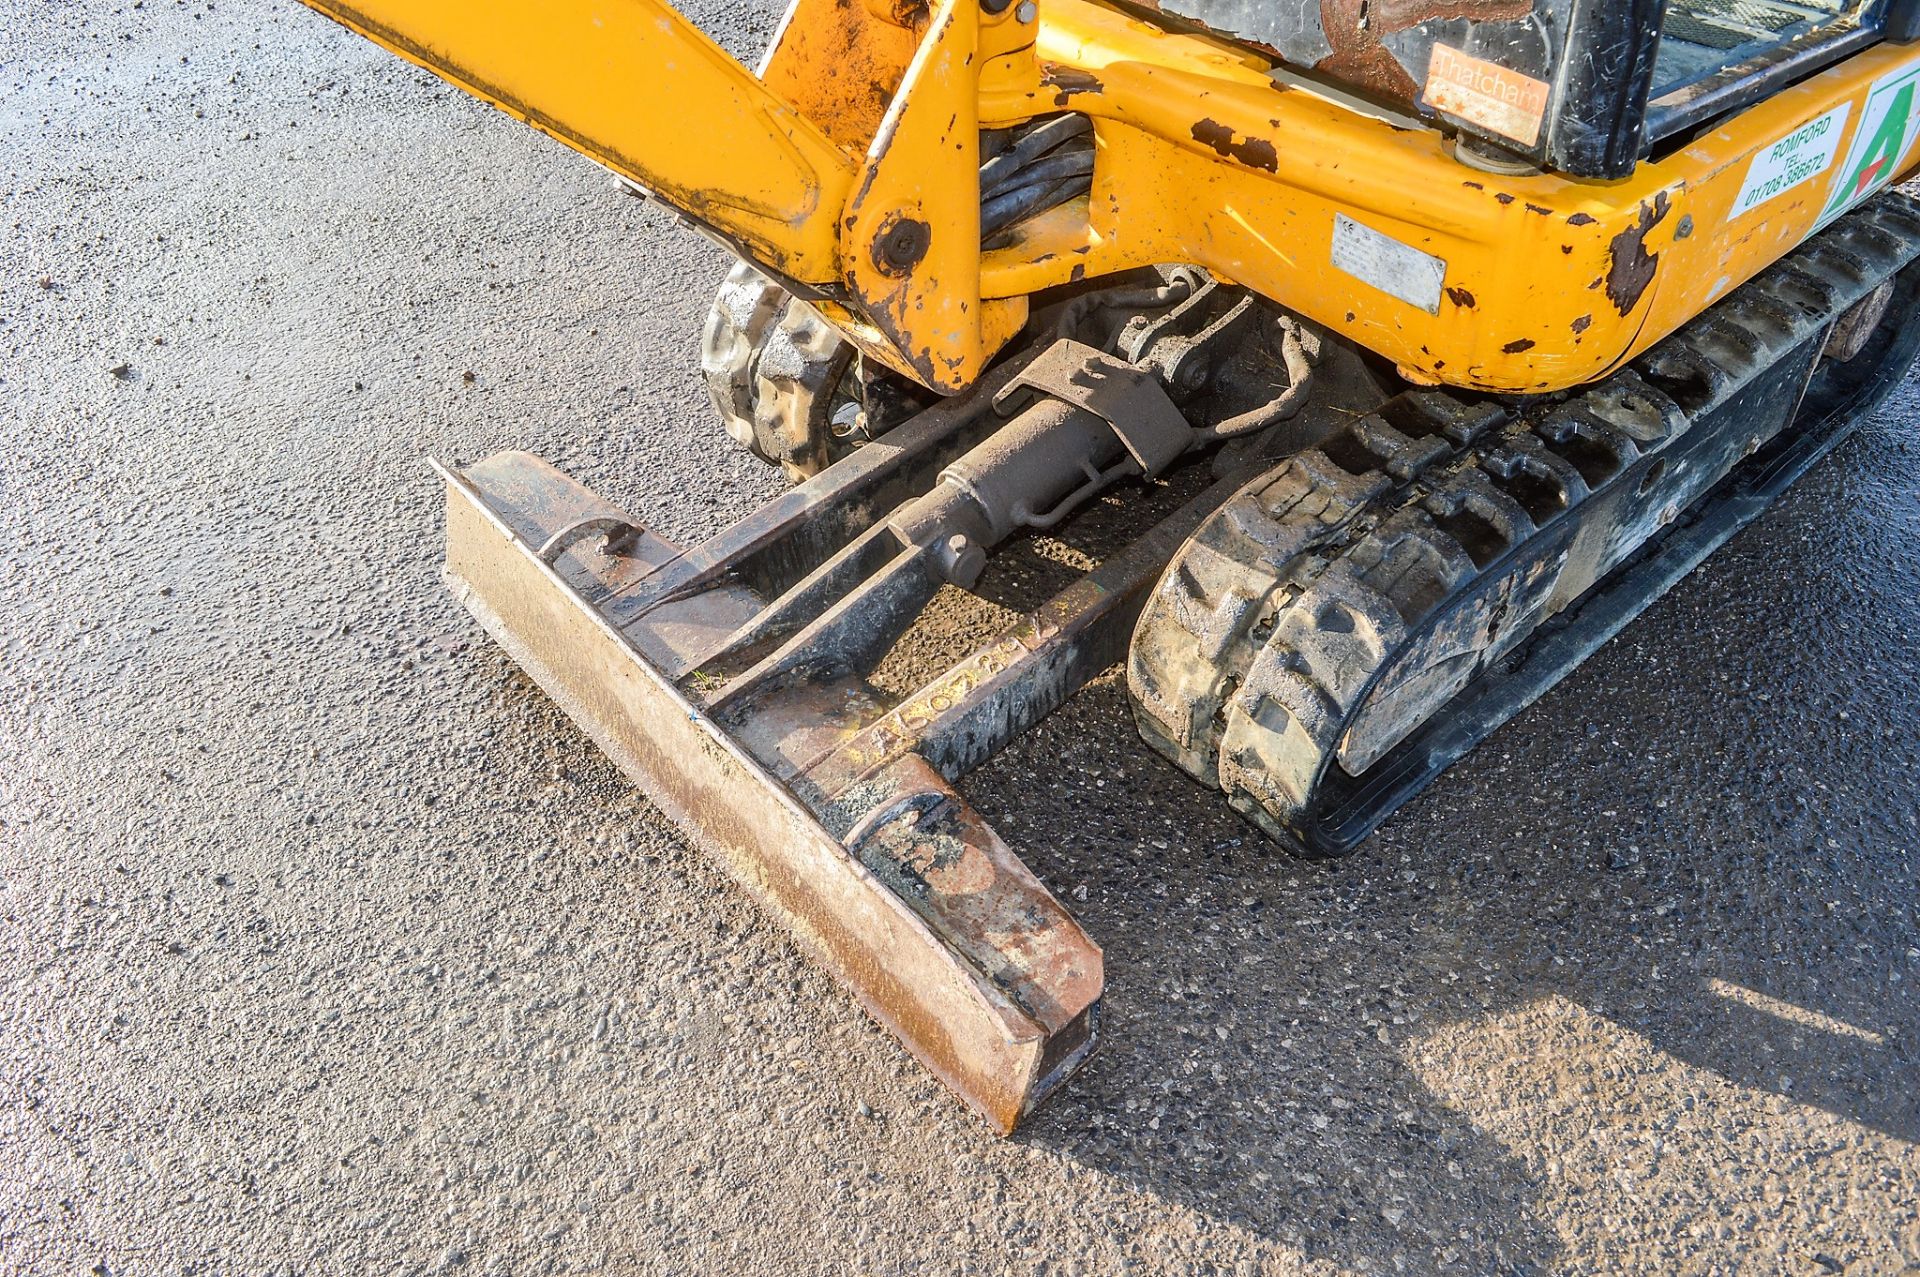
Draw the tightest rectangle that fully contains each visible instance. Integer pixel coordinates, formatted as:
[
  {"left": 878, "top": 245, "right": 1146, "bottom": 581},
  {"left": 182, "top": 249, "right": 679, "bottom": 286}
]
[{"left": 3, "top": 2, "right": 1919, "bottom": 1274}]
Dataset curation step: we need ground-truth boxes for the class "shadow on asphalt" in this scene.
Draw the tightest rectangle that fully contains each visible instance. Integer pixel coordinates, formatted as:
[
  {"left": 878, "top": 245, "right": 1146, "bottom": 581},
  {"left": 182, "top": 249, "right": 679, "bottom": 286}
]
[
  {"left": 955, "top": 403, "right": 1920, "bottom": 1272},
  {"left": 972, "top": 696, "right": 1911, "bottom": 1273}
]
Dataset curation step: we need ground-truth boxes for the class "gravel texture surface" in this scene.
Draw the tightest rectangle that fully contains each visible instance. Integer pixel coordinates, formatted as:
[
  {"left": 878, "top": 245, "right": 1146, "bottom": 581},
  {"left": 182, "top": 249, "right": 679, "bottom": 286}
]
[{"left": 4, "top": 2, "right": 1918, "bottom": 1274}]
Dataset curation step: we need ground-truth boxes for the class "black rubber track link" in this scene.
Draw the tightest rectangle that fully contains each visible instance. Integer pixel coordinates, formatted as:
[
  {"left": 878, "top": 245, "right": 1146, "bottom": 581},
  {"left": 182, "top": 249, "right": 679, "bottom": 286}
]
[
  {"left": 1129, "top": 190, "right": 1920, "bottom": 856},
  {"left": 700, "top": 261, "right": 854, "bottom": 481}
]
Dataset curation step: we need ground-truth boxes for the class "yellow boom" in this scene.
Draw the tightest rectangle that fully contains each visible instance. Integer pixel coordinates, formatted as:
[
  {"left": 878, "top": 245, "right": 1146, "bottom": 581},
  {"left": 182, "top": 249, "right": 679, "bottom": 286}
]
[
  {"left": 304, "top": 0, "right": 858, "bottom": 280},
  {"left": 301, "top": 0, "right": 1920, "bottom": 394}
]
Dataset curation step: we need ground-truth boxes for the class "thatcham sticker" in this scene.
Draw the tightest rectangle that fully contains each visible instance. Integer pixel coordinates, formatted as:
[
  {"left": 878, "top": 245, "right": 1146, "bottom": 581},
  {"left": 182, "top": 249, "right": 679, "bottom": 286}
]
[
  {"left": 1422, "top": 44, "right": 1550, "bottom": 148},
  {"left": 1330, "top": 215, "right": 1447, "bottom": 315},
  {"left": 1732, "top": 103, "right": 1849, "bottom": 217}
]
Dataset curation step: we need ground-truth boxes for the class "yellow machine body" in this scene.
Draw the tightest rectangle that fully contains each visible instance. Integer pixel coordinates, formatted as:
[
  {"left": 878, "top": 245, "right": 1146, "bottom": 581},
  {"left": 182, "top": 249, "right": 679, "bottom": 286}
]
[
  {"left": 303, "top": 0, "right": 1920, "bottom": 395},
  {"left": 295, "top": 0, "right": 1920, "bottom": 1134}
]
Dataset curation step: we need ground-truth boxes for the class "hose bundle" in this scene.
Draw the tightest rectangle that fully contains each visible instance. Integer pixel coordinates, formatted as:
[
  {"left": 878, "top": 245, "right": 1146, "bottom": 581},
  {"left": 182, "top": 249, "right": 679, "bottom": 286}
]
[{"left": 978, "top": 114, "right": 1095, "bottom": 245}]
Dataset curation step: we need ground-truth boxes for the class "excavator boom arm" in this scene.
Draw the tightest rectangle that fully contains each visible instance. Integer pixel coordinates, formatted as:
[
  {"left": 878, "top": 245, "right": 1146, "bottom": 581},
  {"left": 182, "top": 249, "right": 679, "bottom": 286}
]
[{"left": 303, "top": 0, "right": 858, "bottom": 281}]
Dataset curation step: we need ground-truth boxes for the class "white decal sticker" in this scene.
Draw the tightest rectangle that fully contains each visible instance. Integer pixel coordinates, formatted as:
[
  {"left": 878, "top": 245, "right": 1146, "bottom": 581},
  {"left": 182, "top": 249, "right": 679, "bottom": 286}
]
[
  {"left": 1732, "top": 103, "right": 1849, "bottom": 217},
  {"left": 1820, "top": 57, "right": 1920, "bottom": 226},
  {"left": 1331, "top": 214, "right": 1447, "bottom": 314}
]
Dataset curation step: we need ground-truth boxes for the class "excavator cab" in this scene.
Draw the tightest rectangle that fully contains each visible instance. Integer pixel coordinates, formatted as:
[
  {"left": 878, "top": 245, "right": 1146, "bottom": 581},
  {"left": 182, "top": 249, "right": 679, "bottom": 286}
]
[
  {"left": 1158, "top": 0, "right": 1920, "bottom": 176},
  {"left": 293, "top": 0, "right": 1920, "bottom": 1130}
]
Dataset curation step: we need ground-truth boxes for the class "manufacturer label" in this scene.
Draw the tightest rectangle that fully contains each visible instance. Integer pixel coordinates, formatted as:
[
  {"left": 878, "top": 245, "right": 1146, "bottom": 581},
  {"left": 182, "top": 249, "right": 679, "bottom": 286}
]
[
  {"left": 1423, "top": 44, "right": 1550, "bottom": 148},
  {"left": 1732, "top": 103, "right": 1850, "bottom": 217},
  {"left": 1331, "top": 214, "right": 1447, "bottom": 314},
  {"left": 1820, "top": 58, "right": 1920, "bottom": 226}
]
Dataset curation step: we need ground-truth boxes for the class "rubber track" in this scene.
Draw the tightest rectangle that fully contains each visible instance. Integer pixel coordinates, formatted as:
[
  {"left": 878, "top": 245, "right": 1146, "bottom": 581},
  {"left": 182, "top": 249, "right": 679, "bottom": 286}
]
[
  {"left": 1129, "top": 191, "right": 1920, "bottom": 852},
  {"left": 699, "top": 261, "right": 851, "bottom": 479}
]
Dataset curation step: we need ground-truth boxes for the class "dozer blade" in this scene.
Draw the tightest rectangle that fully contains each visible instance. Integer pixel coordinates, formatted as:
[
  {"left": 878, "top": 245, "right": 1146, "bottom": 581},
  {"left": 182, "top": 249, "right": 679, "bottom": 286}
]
[
  {"left": 437, "top": 457, "right": 1088, "bottom": 1132},
  {"left": 431, "top": 367, "right": 1238, "bottom": 1131}
]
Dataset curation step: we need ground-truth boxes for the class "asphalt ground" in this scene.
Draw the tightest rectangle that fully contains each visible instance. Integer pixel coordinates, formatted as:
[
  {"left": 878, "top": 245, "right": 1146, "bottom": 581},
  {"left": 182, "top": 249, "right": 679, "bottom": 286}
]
[{"left": 4, "top": 2, "right": 1918, "bottom": 1273}]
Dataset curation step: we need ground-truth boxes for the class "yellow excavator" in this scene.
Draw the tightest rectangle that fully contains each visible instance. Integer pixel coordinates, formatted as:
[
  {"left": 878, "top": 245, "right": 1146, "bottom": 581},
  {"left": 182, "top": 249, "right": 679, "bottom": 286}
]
[{"left": 296, "top": 0, "right": 1920, "bottom": 1131}]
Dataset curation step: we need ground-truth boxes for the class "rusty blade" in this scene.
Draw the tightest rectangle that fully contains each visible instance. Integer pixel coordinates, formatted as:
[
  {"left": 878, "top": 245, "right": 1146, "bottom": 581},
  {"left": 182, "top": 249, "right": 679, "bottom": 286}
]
[{"left": 435, "top": 452, "right": 1101, "bottom": 1133}]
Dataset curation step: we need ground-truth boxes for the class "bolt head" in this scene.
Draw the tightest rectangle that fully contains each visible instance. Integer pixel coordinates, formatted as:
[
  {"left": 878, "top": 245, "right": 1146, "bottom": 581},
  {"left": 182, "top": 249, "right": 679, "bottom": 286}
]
[
  {"left": 943, "top": 533, "right": 986, "bottom": 585},
  {"left": 873, "top": 216, "right": 932, "bottom": 276}
]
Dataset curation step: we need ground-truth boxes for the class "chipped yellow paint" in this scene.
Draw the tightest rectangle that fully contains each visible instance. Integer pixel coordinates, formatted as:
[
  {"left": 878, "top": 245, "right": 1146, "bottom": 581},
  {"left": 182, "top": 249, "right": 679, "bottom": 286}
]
[
  {"left": 978, "top": 0, "right": 1920, "bottom": 391},
  {"left": 840, "top": 0, "right": 1026, "bottom": 390},
  {"left": 301, "top": 0, "right": 1920, "bottom": 393},
  {"left": 300, "top": 0, "right": 859, "bottom": 279}
]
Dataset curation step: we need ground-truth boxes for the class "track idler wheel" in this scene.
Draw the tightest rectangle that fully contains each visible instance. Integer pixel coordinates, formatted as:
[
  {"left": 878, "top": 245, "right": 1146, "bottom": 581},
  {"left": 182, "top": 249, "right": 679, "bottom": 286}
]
[{"left": 700, "top": 262, "right": 858, "bottom": 481}]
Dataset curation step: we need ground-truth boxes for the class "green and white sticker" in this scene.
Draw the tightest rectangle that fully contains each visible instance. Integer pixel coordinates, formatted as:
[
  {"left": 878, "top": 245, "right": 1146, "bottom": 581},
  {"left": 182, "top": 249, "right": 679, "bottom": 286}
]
[
  {"left": 1733, "top": 103, "right": 1849, "bottom": 217},
  {"left": 1819, "top": 59, "right": 1920, "bottom": 226}
]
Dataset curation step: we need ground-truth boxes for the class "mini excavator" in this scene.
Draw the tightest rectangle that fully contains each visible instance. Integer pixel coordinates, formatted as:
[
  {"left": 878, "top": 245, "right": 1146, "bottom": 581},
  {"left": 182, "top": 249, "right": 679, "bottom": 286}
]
[{"left": 295, "top": 0, "right": 1920, "bottom": 1130}]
